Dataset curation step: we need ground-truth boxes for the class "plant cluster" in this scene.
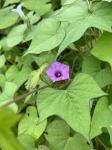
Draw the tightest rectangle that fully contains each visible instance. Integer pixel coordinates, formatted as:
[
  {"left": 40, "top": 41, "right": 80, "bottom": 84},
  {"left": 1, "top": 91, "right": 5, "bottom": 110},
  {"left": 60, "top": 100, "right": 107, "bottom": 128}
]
[{"left": 0, "top": 0, "right": 112, "bottom": 150}]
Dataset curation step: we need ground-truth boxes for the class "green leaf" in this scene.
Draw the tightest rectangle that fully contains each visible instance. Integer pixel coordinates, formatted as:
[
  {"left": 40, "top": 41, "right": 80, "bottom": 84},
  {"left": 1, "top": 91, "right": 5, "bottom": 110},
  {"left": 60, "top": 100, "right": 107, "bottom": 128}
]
[
  {"left": 0, "top": 6, "right": 18, "bottom": 29},
  {"left": 45, "top": 119, "right": 91, "bottom": 150},
  {"left": 27, "top": 11, "right": 40, "bottom": 25},
  {"left": 25, "top": 18, "right": 65, "bottom": 55},
  {"left": 53, "top": 0, "right": 112, "bottom": 54},
  {"left": 91, "top": 32, "right": 112, "bottom": 67},
  {"left": 107, "top": 127, "right": 112, "bottom": 145},
  {"left": 0, "top": 37, "right": 12, "bottom": 51},
  {"left": 4, "top": 0, "right": 20, "bottom": 6},
  {"left": 0, "top": 82, "right": 18, "bottom": 111},
  {"left": 103, "top": 0, "right": 112, "bottom": 2},
  {"left": 0, "top": 108, "right": 24, "bottom": 150},
  {"left": 98, "top": 133, "right": 111, "bottom": 149},
  {"left": 90, "top": 97, "right": 112, "bottom": 139},
  {"left": 82, "top": 55, "right": 112, "bottom": 88},
  {"left": 33, "top": 51, "right": 56, "bottom": 66},
  {"left": 26, "top": 63, "right": 48, "bottom": 91},
  {"left": 38, "top": 145, "right": 49, "bottom": 150},
  {"left": 5, "top": 64, "right": 31, "bottom": 88},
  {"left": 37, "top": 73, "right": 105, "bottom": 140},
  {"left": 0, "top": 55, "right": 5, "bottom": 68},
  {"left": 18, "top": 134, "right": 37, "bottom": 150},
  {"left": 23, "top": 26, "right": 38, "bottom": 42},
  {"left": 61, "top": 0, "right": 77, "bottom": 5},
  {"left": 18, "top": 106, "right": 47, "bottom": 140},
  {"left": 22, "top": 0, "right": 51, "bottom": 16},
  {"left": 0, "top": 82, "right": 17, "bottom": 102},
  {"left": 0, "top": 74, "right": 6, "bottom": 89},
  {"left": 7, "top": 24, "right": 27, "bottom": 47}
]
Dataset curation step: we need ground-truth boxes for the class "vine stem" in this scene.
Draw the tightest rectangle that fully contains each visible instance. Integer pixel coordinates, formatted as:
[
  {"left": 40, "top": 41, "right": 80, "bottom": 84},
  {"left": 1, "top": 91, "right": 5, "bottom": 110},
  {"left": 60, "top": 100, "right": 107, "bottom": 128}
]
[
  {"left": 0, "top": 85, "right": 48, "bottom": 108},
  {"left": 71, "top": 55, "right": 79, "bottom": 77}
]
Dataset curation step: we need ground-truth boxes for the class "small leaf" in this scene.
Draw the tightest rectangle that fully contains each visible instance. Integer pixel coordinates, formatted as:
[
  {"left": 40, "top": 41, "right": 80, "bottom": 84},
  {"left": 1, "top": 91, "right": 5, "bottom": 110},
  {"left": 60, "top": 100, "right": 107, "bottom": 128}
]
[
  {"left": 22, "top": 0, "right": 51, "bottom": 16},
  {"left": 91, "top": 32, "right": 112, "bottom": 67},
  {"left": 18, "top": 134, "right": 37, "bottom": 150},
  {"left": 33, "top": 51, "right": 56, "bottom": 66},
  {"left": 4, "top": 0, "right": 20, "bottom": 6},
  {"left": 27, "top": 11, "right": 40, "bottom": 25},
  {"left": 0, "top": 74, "right": 6, "bottom": 89},
  {"left": 26, "top": 63, "right": 48, "bottom": 91},
  {"left": 18, "top": 106, "right": 47, "bottom": 140},
  {"left": 6, "top": 64, "right": 31, "bottom": 88},
  {"left": 0, "top": 82, "right": 18, "bottom": 111},
  {"left": 90, "top": 97, "right": 112, "bottom": 139},
  {"left": 61, "top": 0, "right": 77, "bottom": 5},
  {"left": 0, "top": 37, "right": 12, "bottom": 51},
  {"left": 0, "top": 108, "right": 24, "bottom": 150},
  {"left": 103, "top": 0, "right": 112, "bottom": 2},
  {"left": 82, "top": 55, "right": 112, "bottom": 88},
  {"left": 25, "top": 18, "right": 65, "bottom": 55},
  {"left": 0, "top": 6, "right": 18, "bottom": 29},
  {"left": 45, "top": 119, "right": 91, "bottom": 150},
  {"left": 7, "top": 24, "right": 27, "bottom": 47},
  {"left": 0, "top": 55, "right": 5, "bottom": 68},
  {"left": 107, "top": 127, "right": 112, "bottom": 145},
  {"left": 38, "top": 145, "right": 49, "bottom": 150}
]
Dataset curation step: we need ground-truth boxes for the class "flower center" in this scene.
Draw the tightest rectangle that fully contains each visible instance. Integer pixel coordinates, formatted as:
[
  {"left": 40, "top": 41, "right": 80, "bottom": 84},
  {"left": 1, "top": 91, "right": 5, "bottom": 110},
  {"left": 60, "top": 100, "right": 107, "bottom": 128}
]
[{"left": 55, "top": 71, "right": 62, "bottom": 78}]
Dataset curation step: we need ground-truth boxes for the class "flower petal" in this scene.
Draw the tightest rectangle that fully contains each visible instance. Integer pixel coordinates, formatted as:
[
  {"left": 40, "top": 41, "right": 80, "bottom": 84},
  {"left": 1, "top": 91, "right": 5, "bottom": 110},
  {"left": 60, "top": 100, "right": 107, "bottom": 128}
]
[
  {"left": 12, "top": 4, "right": 25, "bottom": 18},
  {"left": 46, "top": 61, "right": 70, "bottom": 82}
]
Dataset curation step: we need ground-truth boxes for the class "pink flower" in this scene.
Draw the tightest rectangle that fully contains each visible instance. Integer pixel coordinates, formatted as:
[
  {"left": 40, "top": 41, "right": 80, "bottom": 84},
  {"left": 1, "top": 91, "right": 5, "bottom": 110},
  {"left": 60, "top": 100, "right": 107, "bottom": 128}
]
[{"left": 46, "top": 61, "right": 70, "bottom": 82}]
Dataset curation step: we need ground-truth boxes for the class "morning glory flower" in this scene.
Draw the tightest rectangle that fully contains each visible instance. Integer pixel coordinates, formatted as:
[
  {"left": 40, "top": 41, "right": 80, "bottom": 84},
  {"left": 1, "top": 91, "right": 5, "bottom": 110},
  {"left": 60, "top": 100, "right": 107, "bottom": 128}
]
[
  {"left": 46, "top": 61, "right": 70, "bottom": 82},
  {"left": 12, "top": 4, "right": 25, "bottom": 18}
]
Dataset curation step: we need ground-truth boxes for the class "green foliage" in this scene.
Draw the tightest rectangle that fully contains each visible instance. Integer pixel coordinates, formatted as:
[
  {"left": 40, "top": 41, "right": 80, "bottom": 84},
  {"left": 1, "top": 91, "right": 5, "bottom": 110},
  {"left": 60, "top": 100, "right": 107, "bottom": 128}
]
[
  {"left": 25, "top": 18, "right": 65, "bottom": 55},
  {"left": 82, "top": 55, "right": 112, "bottom": 88},
  {"left": 5, "top": 64, "right": 31, "bottom": 88},
  {"left": 0, "top": 55, "right": 5, "bottom": 68},
  {"left": 18, "top": 106, "right": 47, "bottom": 150},
  {"left": 1, "top": 0, "right": 112, "bottom": 149},
  {"left": 45, "top": 119, "right": 91, "bottom": 150},
  {"left": 18, "top": 106, "right": 47, "bottom": 140},
  {"left": 90, "top": 97, "right": 112, "bottom": 139},
  {"left": 18, "top": 134, "right": 37, "bottom": 150},
  {"left": 57, "top": 0, "right": 112, "bottom": 54},
  {"left": 91, "top": 32, "right": 112, "bottom": 67},
  {"left": 4, "top": 0, "right": 20, "bottom": 6},
  {"left": 0, "top": 6, "right": 18, "bottom": 29},
  {"left": 26, "top": 63, "right": 48, "bottom": 91},
  {"left": 22, "top": 0, "right": 52, "bottom": 16},
  {"left": 7, "top": 24, "right": 27, "bottom": 47},
  {"left": 0, "top": 108, "right": 24, "bottom": 150},
  {"left": 0, "top": 82, "right": 18, "bottom": 111}
]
